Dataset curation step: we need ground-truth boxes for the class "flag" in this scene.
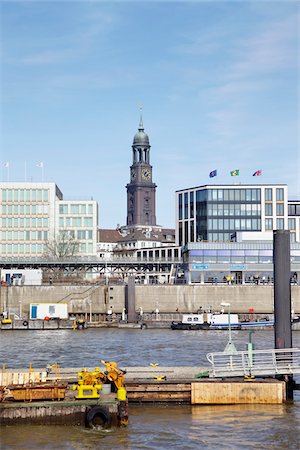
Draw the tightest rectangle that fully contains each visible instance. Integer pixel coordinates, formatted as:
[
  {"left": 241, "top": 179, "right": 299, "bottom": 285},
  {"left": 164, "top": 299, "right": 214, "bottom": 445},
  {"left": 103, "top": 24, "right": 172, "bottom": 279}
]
[
  {"left": 230, "top": 169, "right": 239, "bottom": 176},
  {"left": 3, "top": 161, "right": 9, "bottom": 168},
  {"left": 253, "top": 170, "right": 262, "bottom": 176},
  {"left": 209, "top": 169, "right": 217, "bottom": 178},
  {"left": 36, "top": 161, "right": 44, "bottom": 168}
]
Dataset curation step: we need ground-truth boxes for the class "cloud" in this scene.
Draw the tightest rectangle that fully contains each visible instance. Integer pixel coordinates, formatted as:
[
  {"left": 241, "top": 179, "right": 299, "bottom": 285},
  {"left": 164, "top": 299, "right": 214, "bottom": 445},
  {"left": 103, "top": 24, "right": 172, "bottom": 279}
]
[{"left": 229, "top": 14, "right": 298, "bottom": 79}]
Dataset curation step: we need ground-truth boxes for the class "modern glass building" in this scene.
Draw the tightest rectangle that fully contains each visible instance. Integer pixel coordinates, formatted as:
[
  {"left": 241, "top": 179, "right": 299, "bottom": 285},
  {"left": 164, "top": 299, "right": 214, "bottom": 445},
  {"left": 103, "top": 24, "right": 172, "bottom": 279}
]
[
  {"left": 182, "top": 240, "right": 300, "bottom": 284},
  {"left": 0, "top": 182, "right": 98, "bottom": 257},
  {"left": 175, "top": 184, "right": 289, "bottom": 246}
]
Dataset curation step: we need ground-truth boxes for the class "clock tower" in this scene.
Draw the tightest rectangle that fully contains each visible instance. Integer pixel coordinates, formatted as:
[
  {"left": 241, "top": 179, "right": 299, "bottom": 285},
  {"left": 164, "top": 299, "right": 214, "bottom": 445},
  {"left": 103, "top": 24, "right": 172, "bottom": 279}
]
[{"left": 126, "top": 112, "right": 157, "bottom": 227}]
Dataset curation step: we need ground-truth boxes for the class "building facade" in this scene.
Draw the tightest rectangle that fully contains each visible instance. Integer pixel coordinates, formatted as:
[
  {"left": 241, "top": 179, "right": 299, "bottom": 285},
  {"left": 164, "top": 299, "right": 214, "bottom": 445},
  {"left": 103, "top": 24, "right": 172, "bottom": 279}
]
[
  {"left": 182, "top": 239, "right": 300, "bottom": 285},
  {"left": 0, "top": 182, "right": 98, "bottom": 257},
  {"left": 175, "top": 184, "right": 291, "bottom": 246}
]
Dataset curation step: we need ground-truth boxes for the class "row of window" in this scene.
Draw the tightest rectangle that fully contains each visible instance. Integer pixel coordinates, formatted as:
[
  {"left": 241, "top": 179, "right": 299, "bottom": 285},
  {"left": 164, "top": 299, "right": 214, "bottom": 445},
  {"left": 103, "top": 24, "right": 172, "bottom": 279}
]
[
  {"left": 1, "top": 217, "right": 48, "bottom": 228},
  {"left": 61, "top": 229, "right": 94, "bottom": 240},
  {"left": 0, "top": 242, "right": 94, "bottom": 255},
  {"left": 59, "top": 217, "right": 93, "bottom": 228},
  {"left": 59, "top": 204, "right": 94, "bottom": 215},
  {"left": 189, "top": 248, "right": 300, "bottom": 263},
  {"left": 288, "top": 204, "right": 300, "bottom": 216},
  {"left": 207, "top": 188, "right": 263, "bottom": 202},
  {"left": 265, "top": 218, "right": 285, "bottom": 230},
  {"left": 265, "top": 203, "right": 284, "bottom": 216},
  {"left": 1, "top": 189, "right": 49, "bottom": 202},
  {"left": 1, "top": 204, "right": 49, "bottom": 215},
  {"left": 0, "top": 230, "right": 48, "bottom": 241},
  {"left": 207, "top": 218, "right": 261, "bottom": 231},
  {"left": 206, "top": 203, "right": 261, "bottom": 217}
]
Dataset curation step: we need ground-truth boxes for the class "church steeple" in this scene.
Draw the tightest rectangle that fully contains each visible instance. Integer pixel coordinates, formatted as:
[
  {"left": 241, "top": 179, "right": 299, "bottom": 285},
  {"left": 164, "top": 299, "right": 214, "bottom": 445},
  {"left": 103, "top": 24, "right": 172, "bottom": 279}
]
[{"left": 126, "top": 112, "right": 157, "bottom": 227}]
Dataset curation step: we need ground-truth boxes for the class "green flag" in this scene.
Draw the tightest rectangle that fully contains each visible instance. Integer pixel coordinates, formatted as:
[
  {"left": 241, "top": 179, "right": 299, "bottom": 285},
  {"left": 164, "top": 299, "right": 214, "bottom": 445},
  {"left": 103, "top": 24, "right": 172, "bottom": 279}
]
[{"left": 230, "top": 169, "right": 239, "bottom": 176}]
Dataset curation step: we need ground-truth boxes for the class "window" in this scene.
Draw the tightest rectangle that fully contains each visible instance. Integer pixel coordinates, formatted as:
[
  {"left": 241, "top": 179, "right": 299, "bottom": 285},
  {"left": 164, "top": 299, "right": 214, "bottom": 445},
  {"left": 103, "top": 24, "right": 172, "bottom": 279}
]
[
  {"left": 265, "top": 203, "right": 273, "bottom": 216},
  {"left": 265, "top": 218, "right": 273, "bottom": 230},
  {"left": 265, "top": 188, "right": 272, "bottom": 201},
  {"left": 84, "top": 217, "right": 93, "bottom": 227},
  {"left": 178, "top": 194, "right": 182, "bottom": 220},
  {"left": 276, "top": 218, "right": 284, "bottom": 229},
  {"left": 288, "top": 218, "right": 295, "bottom": 230},
  {"left": 276, "top": 203, "right": 284, "bottom": 216},
  {"left": 190, "top": 192, "right": 194, "bottom": 219},
  {"left": 276, "top": 188, "right": 284, "bottom": 201},
  {"left": 184, "top": 193, "right": 188, "bottom": 219}
]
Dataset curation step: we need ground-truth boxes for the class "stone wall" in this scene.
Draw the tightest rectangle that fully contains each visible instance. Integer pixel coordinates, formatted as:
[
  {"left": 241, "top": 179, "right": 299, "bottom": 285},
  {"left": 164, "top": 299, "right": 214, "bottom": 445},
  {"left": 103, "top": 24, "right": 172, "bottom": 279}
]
[{"left": 1, "top": 284, "right": 299, "bottom": 316}]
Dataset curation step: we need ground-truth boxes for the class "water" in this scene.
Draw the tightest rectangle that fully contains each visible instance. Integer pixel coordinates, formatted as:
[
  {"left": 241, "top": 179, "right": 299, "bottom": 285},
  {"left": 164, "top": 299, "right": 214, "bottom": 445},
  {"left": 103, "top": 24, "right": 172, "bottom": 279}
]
[{"left": 1, "top": 329, "right": 300, "bottom": 449}]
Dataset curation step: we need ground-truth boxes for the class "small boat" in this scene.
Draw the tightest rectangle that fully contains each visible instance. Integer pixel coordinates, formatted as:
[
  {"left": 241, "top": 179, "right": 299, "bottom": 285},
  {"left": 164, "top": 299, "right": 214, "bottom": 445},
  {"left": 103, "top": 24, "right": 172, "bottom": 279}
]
[{"left": 171, "top": 313, "right": 241, "bottom": 330}]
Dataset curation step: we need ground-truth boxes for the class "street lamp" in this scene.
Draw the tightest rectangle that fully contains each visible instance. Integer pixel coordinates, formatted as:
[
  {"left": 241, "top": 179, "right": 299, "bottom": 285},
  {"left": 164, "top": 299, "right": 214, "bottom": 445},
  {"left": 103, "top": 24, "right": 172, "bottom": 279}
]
[{"left": 220, "top": 302, "right": 237, "bottom": 354}]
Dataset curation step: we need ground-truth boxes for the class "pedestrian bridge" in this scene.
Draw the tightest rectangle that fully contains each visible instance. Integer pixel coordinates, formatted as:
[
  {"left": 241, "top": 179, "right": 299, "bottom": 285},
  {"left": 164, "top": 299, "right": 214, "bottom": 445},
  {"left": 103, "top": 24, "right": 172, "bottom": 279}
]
[{"left": 207, "top": 347, "right": 300, "bottom": 378}]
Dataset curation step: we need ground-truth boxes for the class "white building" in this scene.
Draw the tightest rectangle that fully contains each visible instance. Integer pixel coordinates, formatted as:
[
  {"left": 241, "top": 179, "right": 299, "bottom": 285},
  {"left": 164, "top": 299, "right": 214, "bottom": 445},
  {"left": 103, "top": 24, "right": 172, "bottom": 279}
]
[{"left": 0, "top": 182, "right": 98, "bottom": 257}]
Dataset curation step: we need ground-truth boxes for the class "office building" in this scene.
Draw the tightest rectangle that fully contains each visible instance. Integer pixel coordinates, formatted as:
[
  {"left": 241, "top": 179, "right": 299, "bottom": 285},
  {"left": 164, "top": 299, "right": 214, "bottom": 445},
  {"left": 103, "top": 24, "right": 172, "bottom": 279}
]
[
  {"left": 175, "top": 184, "right": 292, "bottom": 245},
  {"left": 0, "top": 182, "right": 98, "bottom": 257}
]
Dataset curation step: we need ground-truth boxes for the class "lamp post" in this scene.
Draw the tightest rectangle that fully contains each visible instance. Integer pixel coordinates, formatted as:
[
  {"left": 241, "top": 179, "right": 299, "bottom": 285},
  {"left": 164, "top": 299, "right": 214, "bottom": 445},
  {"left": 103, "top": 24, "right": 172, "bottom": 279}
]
[{"left": 220, "top": 302, "right": 237, "bottom": 354}]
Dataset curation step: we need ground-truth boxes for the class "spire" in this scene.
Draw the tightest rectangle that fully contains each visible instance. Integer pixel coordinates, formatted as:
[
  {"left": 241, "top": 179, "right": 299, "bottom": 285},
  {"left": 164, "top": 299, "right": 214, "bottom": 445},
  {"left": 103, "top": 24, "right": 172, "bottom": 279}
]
[{"left": 138, "top": 106, "right": 144, "bottom": 131}]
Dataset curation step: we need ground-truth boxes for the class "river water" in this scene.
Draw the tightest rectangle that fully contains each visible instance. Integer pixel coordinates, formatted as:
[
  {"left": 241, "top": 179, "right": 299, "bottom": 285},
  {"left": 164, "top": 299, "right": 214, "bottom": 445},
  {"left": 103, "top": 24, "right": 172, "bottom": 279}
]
[{"left": 1, "top": 329, "right": 300, "bottom": 449}]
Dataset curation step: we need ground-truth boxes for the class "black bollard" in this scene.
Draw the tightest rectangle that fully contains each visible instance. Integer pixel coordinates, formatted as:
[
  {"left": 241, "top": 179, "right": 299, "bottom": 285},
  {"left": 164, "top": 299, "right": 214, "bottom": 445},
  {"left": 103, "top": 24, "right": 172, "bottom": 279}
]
[{"left": 273, "top": 230, "right": 293, "bottom": 400}]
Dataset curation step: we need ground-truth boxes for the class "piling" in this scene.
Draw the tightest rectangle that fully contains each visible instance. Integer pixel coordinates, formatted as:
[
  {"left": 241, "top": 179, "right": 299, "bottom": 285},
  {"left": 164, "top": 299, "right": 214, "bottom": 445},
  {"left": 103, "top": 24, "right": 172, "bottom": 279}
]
[
  {"left": 273, "top": 230, "right": 293, "bottom": 400},
  {"left": 125, "top": 276, "right": 136, "bottom": 323}
]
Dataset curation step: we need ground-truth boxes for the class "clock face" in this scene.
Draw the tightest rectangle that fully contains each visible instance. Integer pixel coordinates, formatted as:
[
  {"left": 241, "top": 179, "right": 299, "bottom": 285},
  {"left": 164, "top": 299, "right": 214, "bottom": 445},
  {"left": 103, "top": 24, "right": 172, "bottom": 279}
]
[
  {"left": 142, "top": 168, "right": 151, "bottom": 180},
  {"left": 131, "top": 168, "right": 136, "bottom": 181}
]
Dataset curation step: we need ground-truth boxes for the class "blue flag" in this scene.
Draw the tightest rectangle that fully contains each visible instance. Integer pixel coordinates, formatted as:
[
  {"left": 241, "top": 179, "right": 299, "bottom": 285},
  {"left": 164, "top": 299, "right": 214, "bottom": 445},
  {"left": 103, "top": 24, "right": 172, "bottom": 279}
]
[{"left": 209, "top": 170, "right": 217, "bottom": 178}]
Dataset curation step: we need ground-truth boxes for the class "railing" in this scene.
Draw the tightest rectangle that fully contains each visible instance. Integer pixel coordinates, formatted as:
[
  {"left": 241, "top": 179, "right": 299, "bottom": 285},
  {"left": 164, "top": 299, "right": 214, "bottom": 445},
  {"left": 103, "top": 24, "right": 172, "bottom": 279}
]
[{"left": 206, "top": 347, "right": 300, "bottom": 378}]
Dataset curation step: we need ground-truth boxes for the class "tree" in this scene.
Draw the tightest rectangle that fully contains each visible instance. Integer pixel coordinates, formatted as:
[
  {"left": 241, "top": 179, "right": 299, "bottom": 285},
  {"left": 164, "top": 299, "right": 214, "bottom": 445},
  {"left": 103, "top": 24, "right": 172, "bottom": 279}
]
[{"left": 44, "top": 231, "right": 79, "bottom": 259}]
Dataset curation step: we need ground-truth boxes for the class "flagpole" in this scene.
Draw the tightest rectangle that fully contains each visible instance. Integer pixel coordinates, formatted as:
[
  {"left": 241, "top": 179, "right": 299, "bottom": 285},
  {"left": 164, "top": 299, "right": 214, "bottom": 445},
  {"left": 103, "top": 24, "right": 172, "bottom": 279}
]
[
  {"left": 42, "top": 163, "right": 44, "bottom": 182},
  {"left": 25, "top": 161, "right": 27, "bottom": 182}
]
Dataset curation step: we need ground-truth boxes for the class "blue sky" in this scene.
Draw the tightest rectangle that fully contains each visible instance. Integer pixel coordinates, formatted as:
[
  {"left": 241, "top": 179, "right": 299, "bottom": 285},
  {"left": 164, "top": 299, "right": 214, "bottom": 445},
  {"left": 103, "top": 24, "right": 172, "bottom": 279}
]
[{"left": 1, "top": 1, "right": 299, "bottom": 228}]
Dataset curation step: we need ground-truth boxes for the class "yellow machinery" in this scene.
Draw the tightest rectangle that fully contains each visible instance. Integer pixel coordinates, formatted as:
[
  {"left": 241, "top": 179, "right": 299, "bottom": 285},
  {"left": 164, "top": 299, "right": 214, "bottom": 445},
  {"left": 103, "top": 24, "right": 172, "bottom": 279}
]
[
  {"left": 73, "top": 367, "right": 105, "bottom": 399},
  {"left": 72, "top": 362, "right": 127, "bottom": 401}
]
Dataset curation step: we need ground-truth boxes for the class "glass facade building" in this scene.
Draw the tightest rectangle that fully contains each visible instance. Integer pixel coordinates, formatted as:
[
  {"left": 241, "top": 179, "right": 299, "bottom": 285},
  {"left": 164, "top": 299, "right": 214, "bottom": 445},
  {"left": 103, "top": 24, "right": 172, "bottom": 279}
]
[
  {"left": 176, "top": 184, "right": 289, "bottom": 246},
  {"left": 182, "top": 241, "right": 300, "bottom": 284}
]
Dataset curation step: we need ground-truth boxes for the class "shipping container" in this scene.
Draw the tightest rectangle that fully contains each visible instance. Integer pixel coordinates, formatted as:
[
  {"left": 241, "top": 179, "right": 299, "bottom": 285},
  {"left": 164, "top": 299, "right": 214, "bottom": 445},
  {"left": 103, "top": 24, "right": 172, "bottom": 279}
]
[{"left": 30, "top": 303, "right": 68, "bottom": 320}]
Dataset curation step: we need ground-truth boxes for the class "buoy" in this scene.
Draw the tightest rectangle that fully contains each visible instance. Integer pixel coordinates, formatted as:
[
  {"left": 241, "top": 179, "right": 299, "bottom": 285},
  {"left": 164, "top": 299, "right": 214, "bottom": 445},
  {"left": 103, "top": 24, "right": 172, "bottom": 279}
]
[{"left": 150, "top": 363, "right": 159, "bottom": 367}]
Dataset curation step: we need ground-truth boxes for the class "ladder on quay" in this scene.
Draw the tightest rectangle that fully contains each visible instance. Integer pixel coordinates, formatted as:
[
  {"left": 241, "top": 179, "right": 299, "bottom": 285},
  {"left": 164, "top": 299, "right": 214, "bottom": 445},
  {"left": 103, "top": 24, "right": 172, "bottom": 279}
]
[{"left": 207, "top": 348, "right": 300, "bottom": 378}]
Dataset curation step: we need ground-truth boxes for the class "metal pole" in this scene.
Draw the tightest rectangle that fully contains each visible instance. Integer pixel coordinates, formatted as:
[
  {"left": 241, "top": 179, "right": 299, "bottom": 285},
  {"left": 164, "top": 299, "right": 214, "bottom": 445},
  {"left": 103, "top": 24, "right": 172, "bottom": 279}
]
[
  {"left": 273, "top": 229, "right": 293, "bottom": 400},
  {"left": 228, "top": 303, "right": 232, "bottom": 343},
  {"left": 273, "top": 230, "right": 292, "bottom": 349}
]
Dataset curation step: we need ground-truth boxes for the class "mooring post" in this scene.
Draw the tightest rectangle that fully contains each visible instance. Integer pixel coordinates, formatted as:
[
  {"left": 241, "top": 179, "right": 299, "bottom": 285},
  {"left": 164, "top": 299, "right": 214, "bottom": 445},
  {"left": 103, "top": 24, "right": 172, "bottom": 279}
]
[
  {"left": 125, "top": 276, "right": 136, "bottom": 323},
  {"left": 273, "top": 230, "right": 293, "bottom": 400}
]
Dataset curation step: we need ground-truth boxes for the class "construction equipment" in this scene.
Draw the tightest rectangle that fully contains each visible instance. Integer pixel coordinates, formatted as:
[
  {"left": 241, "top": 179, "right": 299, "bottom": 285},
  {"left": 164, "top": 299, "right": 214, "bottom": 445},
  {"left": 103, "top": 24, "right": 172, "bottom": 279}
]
[
  {"left": 73, "top": 368, "right": 104, "bottom": 399},
  {"left": 101, "top": 360, "right": 126, "bottom": 390}
]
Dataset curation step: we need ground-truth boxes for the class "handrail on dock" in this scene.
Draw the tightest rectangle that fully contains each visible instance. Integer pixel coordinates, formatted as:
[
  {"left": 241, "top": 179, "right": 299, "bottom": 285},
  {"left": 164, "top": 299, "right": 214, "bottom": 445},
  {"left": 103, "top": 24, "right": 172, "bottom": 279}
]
[{"left": 206, "top": 347, "right": 300, "bottom": 378}]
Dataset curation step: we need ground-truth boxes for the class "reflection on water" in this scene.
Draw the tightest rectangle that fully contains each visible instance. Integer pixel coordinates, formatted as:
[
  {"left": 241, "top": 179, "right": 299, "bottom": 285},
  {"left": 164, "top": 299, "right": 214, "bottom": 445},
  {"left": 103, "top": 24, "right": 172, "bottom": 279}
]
[
  {"left": 0, "top": 330, "right": 300, "bottom": 449},
  {"left": 1, "top": 404, "right": 300, "bottom": 450}
]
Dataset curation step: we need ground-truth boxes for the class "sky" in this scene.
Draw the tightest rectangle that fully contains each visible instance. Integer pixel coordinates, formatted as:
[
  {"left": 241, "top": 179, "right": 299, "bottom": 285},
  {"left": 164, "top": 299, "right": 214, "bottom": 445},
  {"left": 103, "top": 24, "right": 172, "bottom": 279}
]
[{"left": 0, "top": 0, "right": 299, "bottom": 229}]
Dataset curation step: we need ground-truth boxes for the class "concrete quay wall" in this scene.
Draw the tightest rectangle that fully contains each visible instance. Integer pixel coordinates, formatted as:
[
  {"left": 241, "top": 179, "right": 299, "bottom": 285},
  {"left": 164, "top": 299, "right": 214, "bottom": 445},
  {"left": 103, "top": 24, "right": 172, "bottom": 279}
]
[{"left": 1, "top": 285, "right": 299, "bottom": 316}]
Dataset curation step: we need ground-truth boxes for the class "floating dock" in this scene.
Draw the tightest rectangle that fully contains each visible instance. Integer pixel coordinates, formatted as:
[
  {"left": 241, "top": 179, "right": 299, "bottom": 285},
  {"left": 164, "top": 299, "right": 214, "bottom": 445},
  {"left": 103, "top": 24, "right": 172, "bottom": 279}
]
[{"left": 0, "top": 365, "right": 286, "bottom": 427}]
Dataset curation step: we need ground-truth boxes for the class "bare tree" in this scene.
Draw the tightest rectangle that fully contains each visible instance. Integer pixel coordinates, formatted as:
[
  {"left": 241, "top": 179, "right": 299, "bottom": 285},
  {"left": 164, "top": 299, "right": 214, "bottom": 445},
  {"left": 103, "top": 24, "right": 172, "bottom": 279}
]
[{"left": 44, "top": 231, "right": 79, "bottom": 259}]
